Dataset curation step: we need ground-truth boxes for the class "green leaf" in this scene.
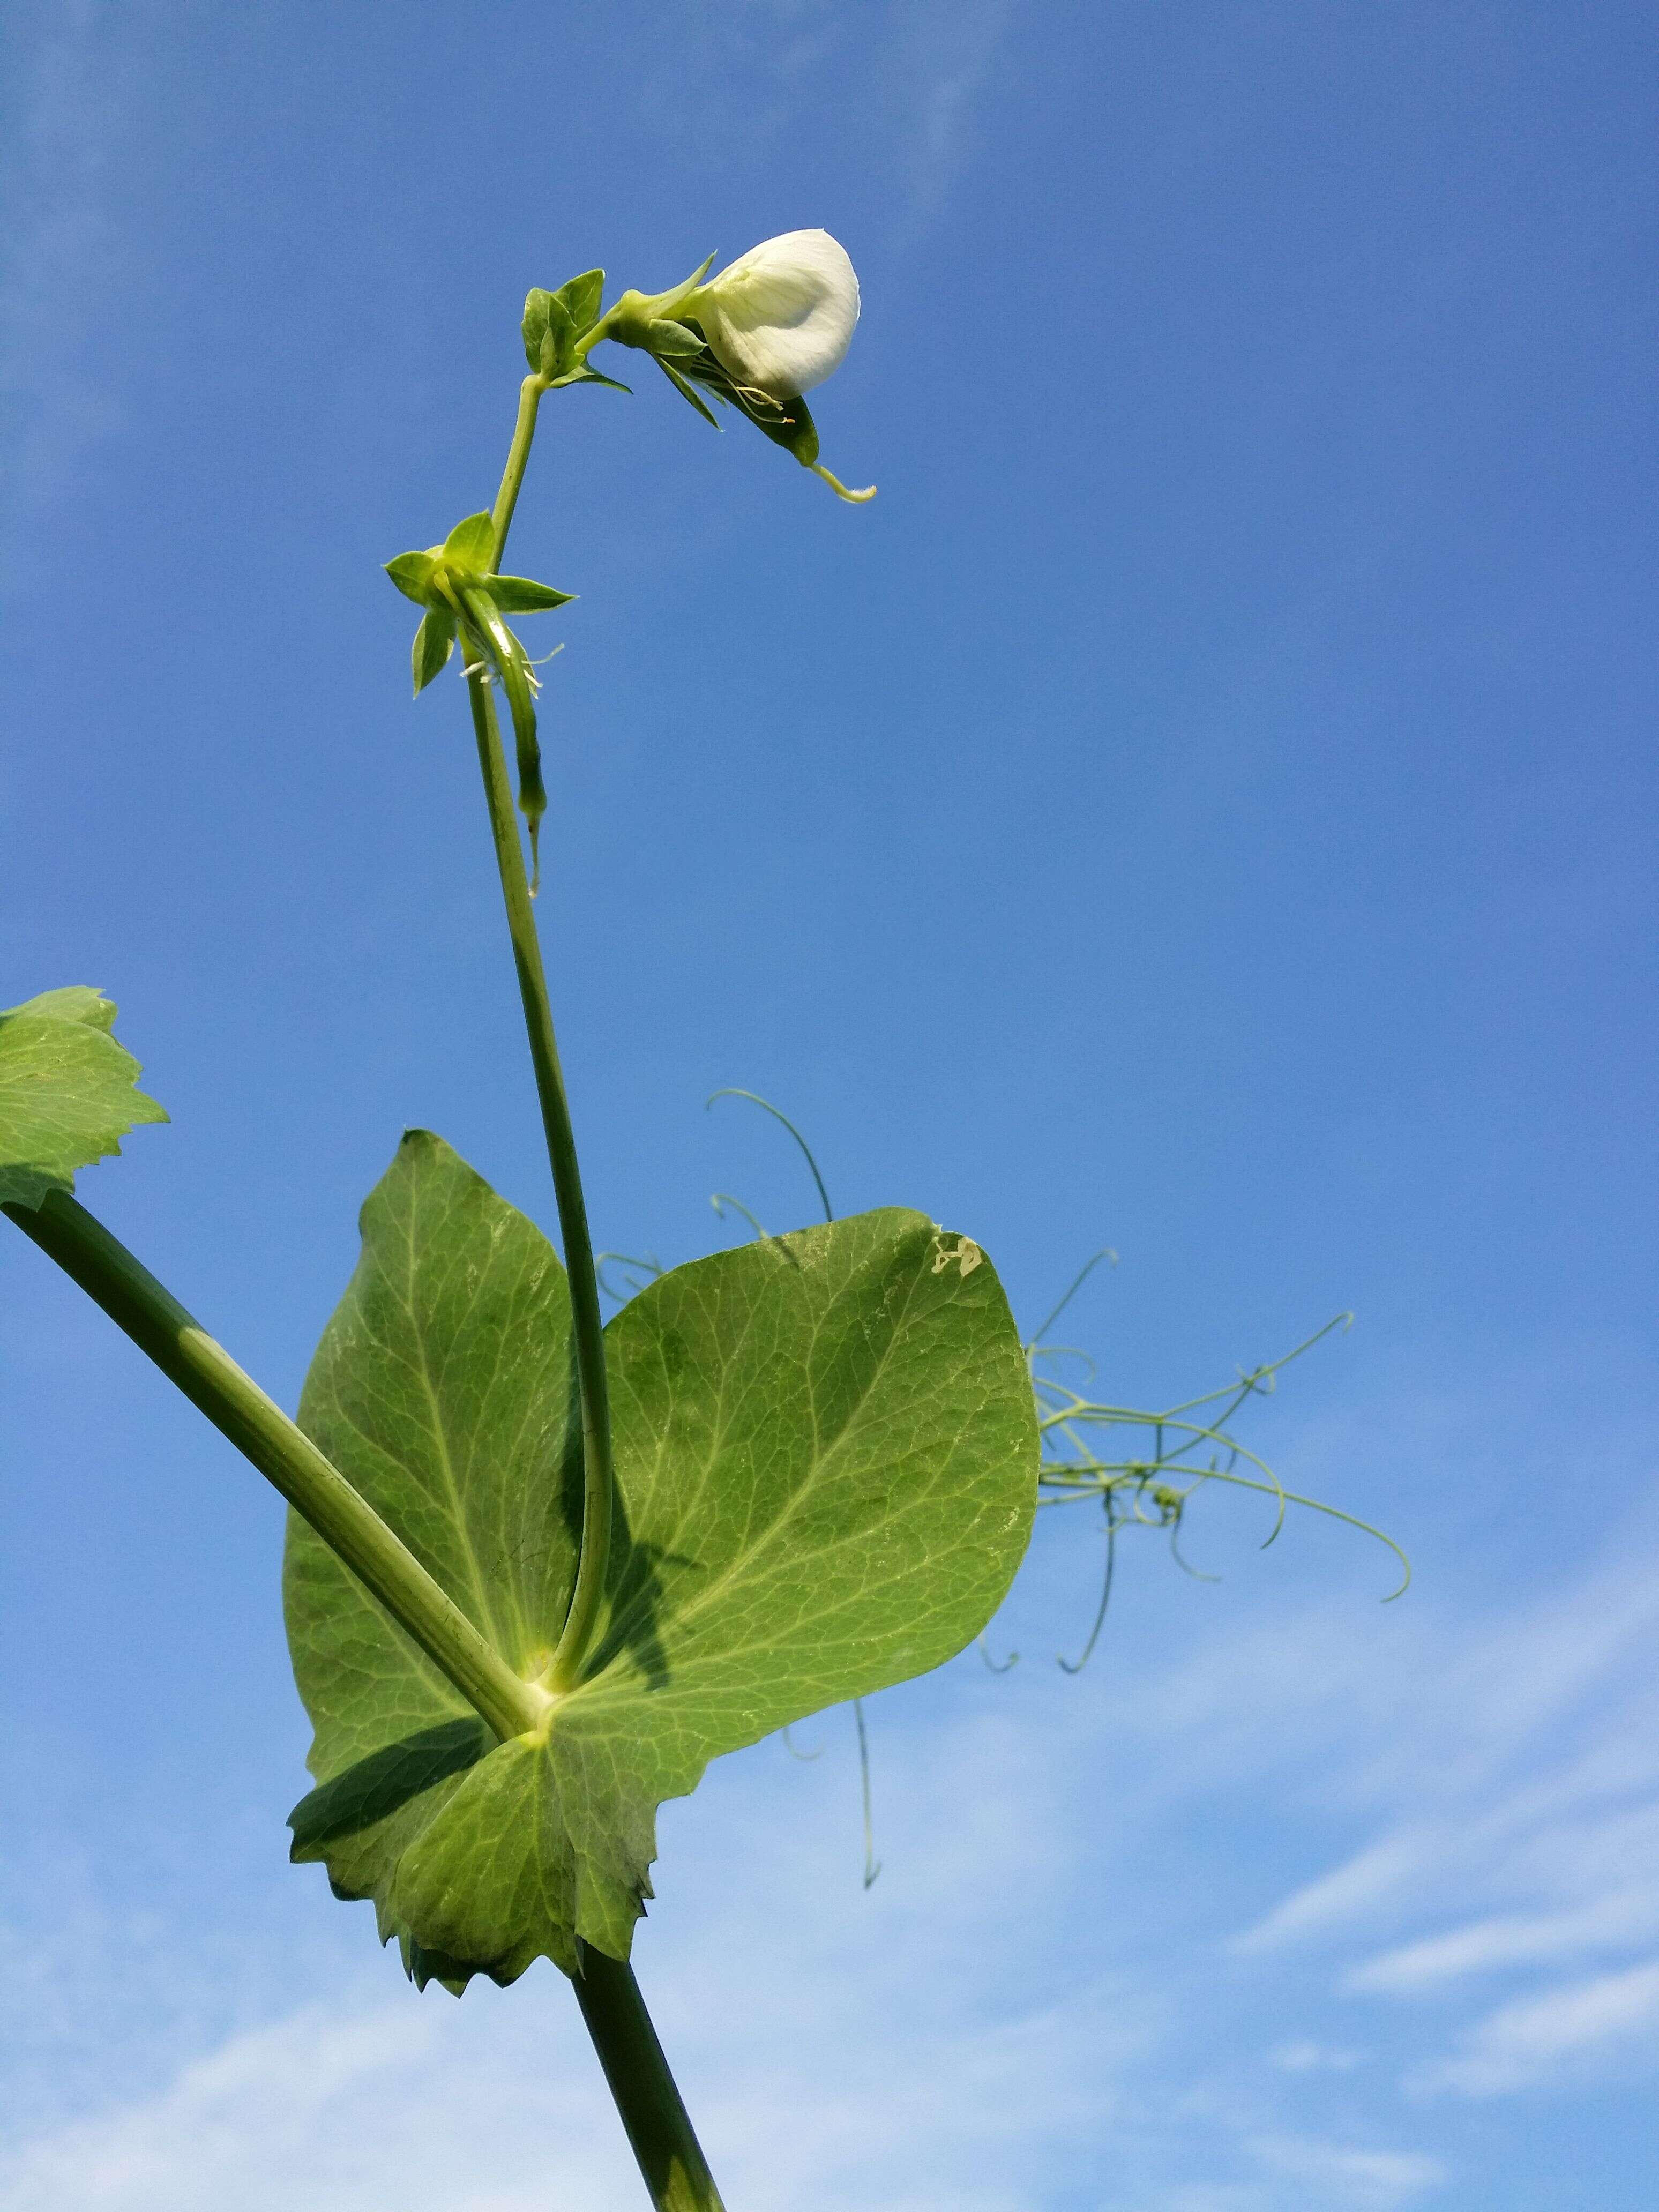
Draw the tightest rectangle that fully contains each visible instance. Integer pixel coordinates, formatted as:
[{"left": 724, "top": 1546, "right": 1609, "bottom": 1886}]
[
  {"left": 521, "top": 288, "right": 552, "bottom": 372},
  {"left": 536, "top": 293, "right": 576, "bottom": 380},
  {"left": 488, "top": 574, "right": 575, "bottom": 614},
  {"left": 385, "top": 550, "right": 438, "bottom": 605},
  {"left": 285, "top": 1135, "right": 1036, "bottom": 1992},
  {"left": 411, "top": 608, "right": 457, "bottom": 696},
  {"left": 0, "top": 990, "right": 168, "bottom": 1210},
  {"left": 440, "top": 512, "right": 496, "bottom": 572},
  {"left": 551, "top": 267, "right": 604, "bottom": 335}
]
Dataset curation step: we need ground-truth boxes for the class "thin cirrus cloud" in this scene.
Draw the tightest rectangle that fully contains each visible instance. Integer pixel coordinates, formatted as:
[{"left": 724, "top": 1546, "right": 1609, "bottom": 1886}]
[
  {"left": 1247, "top": 2134, "right": 1447, "bottom": 2209},
  {"left": 1216, "top": 1523, "right": 1659, "bottom": 2105},
  {"left": 6, "top": 1511, "right": 1659, "bottom": 2207},
  {"left": 1411, "top": 1959, "right": 1659, "bottom": 2100}
]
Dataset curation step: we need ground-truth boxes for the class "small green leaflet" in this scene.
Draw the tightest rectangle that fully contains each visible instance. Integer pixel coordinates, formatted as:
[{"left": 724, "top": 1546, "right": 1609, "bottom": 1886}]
[
  {"left": 0, "top": 989, "right": 167, "bottom": 1210},
  {"left": 524, "top": 270, "right": 606, "bottom": 376},
  {"left": 552, "top": 268, "right": 604, "bottom": 335},
  {"left": 441, "top": 511, "right": 495, "bottom": 570},
  {"left": 285, "top": 1132, "right": 1037, "bottom": 1992}
]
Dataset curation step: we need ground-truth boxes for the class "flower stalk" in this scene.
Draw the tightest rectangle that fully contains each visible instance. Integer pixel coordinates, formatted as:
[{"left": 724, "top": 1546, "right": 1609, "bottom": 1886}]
[
  {"left": 459, "top": 654, "right": 615, "bottom": 1692},
  {"left": 469, "top": 382, "right": 617, "bottom": 1694}
]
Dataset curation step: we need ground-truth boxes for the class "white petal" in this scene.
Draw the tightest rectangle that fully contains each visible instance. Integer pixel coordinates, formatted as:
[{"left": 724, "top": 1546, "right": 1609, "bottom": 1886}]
[{"left": 695, "top": 229, "right": 861, "bottom": 400}]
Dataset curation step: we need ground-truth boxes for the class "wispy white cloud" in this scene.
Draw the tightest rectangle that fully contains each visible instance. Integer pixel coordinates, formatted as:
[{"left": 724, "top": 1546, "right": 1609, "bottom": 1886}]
[
  {"left": 1248, "top": 2133, "right": 1446, "bottom": 2208},
  {"left": 884, "top": 0, "right": 1014, "bottom": 234},
  {"left": 5, "top": 1501, "right": 1657, "bottom": 2202},
  {"left": 1203, "top": 1518, "right": 1659, "bottom": 2103},
  {"left": 0, "top": 1706, "right": 1140, "bottom": 2212},
  {"left": 1415, "top": 1958, "right": 1659, "bottom": 2099},
  {"left": 630, "top": 1, "right": 1012, "bottom": 241},
  {"left": 1349, "top": 1877, "right": 1659, "bottom": 1996},
  {"left": 1235, "top": 1832, "right": 1432, "bottom": 1956},
  {"left": 1269, "top": 2039, "right": 1364, "bottom": 2073}
]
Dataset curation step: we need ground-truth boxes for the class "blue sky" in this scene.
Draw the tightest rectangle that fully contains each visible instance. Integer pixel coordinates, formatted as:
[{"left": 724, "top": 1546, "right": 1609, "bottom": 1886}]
[{"left": 2, "top": 3, "right": 1656, "bottom": 2206}]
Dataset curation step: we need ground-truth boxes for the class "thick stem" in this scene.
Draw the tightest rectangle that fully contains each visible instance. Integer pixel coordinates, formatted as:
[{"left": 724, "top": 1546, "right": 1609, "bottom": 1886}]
[
  {"left": 573, "top": 1944, "right": 727, "bottom": 2212},
  {"left": 3, "top": 1192, "right": 546, "bottom": 1743},
  {"left": 463, "top": 667, "right": 614, "bottom": 1689}
]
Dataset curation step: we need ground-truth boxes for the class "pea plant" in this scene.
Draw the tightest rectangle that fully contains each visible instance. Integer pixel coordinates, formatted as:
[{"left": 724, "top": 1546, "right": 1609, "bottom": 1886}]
[{"left": 0, "top": 232, "right": 1397, "bottom": 2210}]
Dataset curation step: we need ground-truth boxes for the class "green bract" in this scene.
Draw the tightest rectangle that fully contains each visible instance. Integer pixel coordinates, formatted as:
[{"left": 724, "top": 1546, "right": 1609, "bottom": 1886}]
[
  {"left": 521, "top": 268, "right": 625, "bottom": 389},
  {"left": 0, "top": 989, "right": 167, "bottom": 1210},
  {"left": 285, "top": 1131, "right": 1036, "bottom": 1992},
  {"left": 385, "top": 513, "right": 576, "bottom": 882}
]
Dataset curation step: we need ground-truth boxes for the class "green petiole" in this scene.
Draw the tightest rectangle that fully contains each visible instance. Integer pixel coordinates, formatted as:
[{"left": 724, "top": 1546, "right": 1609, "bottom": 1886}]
[{"left": 3, "top": 1191, "right": 548, "bottom": 1742}]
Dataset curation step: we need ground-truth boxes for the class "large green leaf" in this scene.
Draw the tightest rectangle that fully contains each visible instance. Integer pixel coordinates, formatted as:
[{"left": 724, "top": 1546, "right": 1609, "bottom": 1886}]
[
  {"left": 0, "top": 989, "right": 167, "bottom": 1209},
  {"left": 285, "top": 1131, "right": 1036, "bottom": 1992}
]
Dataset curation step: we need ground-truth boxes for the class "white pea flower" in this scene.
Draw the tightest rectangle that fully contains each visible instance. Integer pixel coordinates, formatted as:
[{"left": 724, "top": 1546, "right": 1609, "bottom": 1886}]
[{"left": 692, "top": 230, "right": 861, "bottom": 401}]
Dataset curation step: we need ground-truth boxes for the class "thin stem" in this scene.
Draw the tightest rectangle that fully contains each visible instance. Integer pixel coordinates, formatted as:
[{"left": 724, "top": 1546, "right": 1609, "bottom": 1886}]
[
  {"left": 469, "top": 363, "right": 724, "bottom": 2212},
  {"left": 464, "top": 665, "right": 614, "bottom": 1689},
  {"left": 572, "top": 1944, "right": 727, "bottom": 2212},
  {"left": 490, "top": 376, "right": 546, "bottom": 565},
  {"left": 3, "top": 1192, "right": 546, "bottom": 1743},
  {"left": 469, "top": 381, "right": 616, "bottom": 1690}
]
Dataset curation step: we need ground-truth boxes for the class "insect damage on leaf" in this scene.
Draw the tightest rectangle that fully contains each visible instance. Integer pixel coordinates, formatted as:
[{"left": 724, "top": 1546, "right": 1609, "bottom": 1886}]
[{"left": 285, "top": 1131, "right": 1037, "bottom": 1993}]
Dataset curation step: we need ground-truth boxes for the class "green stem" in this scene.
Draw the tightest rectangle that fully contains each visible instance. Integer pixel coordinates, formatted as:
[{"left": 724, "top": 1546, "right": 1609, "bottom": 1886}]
[
  {"left": 470, "top": 389, "right": 616, "bottom": 1693},
  {"left": 573, "top": 1944, "right": 727, "bottom": 2212},
  {"left": 463, "top": 669, "right": 614, "bottom": 1687},
  {"left": 490, "top": 376, "right": 546, "bottom": 562},
  {"left": 2, "top": 1191, "right": 546, "bottom": 1744},
  {"left": 4, "top": 1191, "right": 719, "bottom": 2210}
]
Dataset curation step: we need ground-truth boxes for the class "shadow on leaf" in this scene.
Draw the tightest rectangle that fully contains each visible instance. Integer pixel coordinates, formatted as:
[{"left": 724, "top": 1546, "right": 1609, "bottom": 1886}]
[{"left": 288, "top": 1715, "right": 494, "bottom": 1855}]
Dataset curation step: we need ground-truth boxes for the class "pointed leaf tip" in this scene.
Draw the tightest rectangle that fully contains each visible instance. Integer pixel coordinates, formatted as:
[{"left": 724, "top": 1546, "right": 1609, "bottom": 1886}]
[
  {"left": 385, "top": 551, "right": 438, "bottom": 604},
  {"left": 412, "top": 608, "right": 458, "bottom": 695},
  {"left": 551, "top": 267, "right": 604, "bottom": 335},
  {"left": 489, "top": 576, "right": 575, "bottom": 614},
  {"left": 521, "top": 288, "right": 552, "bottom": 371}
]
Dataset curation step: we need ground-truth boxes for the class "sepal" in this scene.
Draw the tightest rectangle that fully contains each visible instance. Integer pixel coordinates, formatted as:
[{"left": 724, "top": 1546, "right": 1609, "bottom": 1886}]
[
  {"left": 547, "top": 363, "right": 631, "bottom": 393},
  {"left": 645, "top": 318, "right": 705, "bottom": 358},
  {"left": 412, "top": 608, "right": 457, "bottom": 695},
  {"left": 489, "top": 576, "right": 576, "bottom": 613},
  {"left": 655, "top": 358, "right": 720, "bottom": 428}
]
